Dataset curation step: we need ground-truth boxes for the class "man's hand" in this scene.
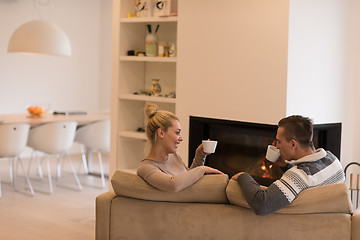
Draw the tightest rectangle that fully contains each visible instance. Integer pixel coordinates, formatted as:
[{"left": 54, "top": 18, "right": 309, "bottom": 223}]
[
  {"left": 231, "top": 172, "right": 245, "bottom": 180},
  {"left": 274, "top": 156, "right": 287, "bottom": 167}
]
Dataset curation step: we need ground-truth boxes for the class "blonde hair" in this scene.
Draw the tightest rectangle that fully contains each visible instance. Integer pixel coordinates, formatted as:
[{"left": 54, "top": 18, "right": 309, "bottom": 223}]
[{"left": 144, "top": 104, "right": 178, "bottom": 144}]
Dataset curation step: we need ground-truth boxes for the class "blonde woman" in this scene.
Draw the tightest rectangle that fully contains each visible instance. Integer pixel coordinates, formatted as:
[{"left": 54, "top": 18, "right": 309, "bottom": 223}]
[{"left": 137, "top": 104, "right": 223, "bottom": 192}]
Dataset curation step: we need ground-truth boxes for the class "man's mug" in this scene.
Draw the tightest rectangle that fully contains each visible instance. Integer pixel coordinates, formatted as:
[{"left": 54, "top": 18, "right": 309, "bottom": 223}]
[{"left": 265, "top": 145, "right": 280, "bottom": 163}]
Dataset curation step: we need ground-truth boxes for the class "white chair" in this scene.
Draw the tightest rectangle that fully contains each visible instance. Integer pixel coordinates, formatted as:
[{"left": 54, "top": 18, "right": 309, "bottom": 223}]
[
  {"left": 0, "top": 123, "right": 34, "bottom": 197},
  {"left": 75, "top": 119, "right": 110, "bottom": 188},
  {"left": 27, "top": 121, "right": 82, "bottom": 193}
]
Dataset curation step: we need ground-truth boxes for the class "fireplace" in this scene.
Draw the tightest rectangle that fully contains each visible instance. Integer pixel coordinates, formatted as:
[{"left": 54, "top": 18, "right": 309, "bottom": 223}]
[{"left": 188, "top": 116, "right": 341, "bottom": 186}]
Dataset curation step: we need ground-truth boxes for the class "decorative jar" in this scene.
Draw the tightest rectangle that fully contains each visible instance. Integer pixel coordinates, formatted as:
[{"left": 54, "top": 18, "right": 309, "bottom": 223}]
[{"left": 151, "top": 79, "right": 161, "bottom": 96}]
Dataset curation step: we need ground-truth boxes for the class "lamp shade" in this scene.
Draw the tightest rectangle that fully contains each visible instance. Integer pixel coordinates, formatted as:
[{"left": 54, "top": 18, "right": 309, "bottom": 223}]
[{"left": 7, "top": 20, "right": 72, "bottom": 56}]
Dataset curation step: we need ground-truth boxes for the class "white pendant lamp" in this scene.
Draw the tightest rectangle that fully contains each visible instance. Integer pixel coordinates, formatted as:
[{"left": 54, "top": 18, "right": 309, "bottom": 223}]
[{"left": 7, "top": 20, "right": 72, "bottom": 57}]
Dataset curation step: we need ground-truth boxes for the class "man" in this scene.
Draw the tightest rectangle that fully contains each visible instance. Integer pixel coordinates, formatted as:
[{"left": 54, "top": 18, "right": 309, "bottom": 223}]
[{"left": 231, "top": 115, "right": 345, "bottom": 216}]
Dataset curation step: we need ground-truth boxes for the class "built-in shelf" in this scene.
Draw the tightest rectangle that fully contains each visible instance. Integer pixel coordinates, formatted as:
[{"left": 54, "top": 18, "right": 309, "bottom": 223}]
[
  {"left": 119, "top": 93, "right": 176, "bottom": 103},
  {"left": 119, "top": 56, "right": 177, "bottom": 63},
  {"left": 118, "top": 130, "right": 147, "bottom": 140},
  {"left": 111, "top": 0, "right": 178, "bottom": 173},
  {"left": 120, "top": 16, "right": 178, "bottom": 23}
]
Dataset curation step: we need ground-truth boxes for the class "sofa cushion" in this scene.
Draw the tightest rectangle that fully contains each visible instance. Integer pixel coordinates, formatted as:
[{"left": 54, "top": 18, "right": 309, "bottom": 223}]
[
  {"left": 111, "top": 170, "right": 229, "bottom": 203},
  {"left": 226, "top": 180, "right": 353, "bottom": 214}
]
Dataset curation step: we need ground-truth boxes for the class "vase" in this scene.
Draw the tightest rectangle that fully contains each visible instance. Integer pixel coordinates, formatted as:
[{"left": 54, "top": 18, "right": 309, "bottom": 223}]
[
  {"left": 151, "top": 79, "right": 161, "bottom": 96},
  {"left": 145, "top": 33, "right": 158, "bottom": 57}
]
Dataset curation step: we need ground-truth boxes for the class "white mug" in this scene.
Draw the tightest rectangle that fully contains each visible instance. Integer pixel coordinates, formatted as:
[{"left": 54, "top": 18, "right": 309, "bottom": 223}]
[
  {"left": 202, "top": 140, "right": 218, "bottom": 154},
  {"left": 265, "top": 145, "right": 280, "bottom": 163}
]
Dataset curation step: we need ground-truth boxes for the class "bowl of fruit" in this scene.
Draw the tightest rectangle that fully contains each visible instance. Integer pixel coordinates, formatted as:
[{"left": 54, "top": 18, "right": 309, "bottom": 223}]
[{"left": 27, "top": 105, "right": 46, "bottom": 118}]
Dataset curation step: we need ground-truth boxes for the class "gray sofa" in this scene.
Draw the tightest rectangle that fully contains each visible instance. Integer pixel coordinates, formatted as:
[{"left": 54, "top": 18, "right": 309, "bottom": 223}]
[{"left": 96, "top": 170, "right": 360, "bottom": 240}]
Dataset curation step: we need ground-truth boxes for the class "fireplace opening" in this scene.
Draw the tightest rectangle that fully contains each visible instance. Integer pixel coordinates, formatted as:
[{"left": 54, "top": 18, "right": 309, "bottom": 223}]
[{"left": 188, "top": 116, "right": 341, "bottom": 186}]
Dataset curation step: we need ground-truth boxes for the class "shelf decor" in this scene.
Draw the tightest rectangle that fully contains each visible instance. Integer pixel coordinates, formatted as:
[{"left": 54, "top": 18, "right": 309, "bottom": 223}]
[{"left": 145, "top": 24, "right": 159, "bottom": 57}]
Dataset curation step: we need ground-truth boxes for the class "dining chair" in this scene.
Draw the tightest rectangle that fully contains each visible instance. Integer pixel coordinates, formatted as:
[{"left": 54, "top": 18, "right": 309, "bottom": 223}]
[
  {"left": 75, "top": 119, "right": 110, "bottom": 188},
  {"left": 0, "top": 123, "right": 34, "bottom": 197},
  {"left": 27, "top": 121, "right": 82, "bottom": 193}
]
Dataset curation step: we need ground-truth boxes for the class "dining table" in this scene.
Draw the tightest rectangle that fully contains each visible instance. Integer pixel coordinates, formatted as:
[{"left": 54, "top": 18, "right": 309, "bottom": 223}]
[
  {"left": 0, "top": 111, "right": 110, "bottom": 127},
  {"left": 0, "top": 111, "right": 110, "bottom": 175}
]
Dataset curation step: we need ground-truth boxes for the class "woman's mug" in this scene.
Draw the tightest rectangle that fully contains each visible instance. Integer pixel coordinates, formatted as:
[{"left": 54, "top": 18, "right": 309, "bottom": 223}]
[{"left": 202, "top": 140, "right": 218, "bottom": 154}]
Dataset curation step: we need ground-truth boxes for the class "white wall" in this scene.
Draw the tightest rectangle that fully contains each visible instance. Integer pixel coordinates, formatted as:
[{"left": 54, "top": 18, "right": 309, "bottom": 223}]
[
  {"left": 0, "top": 0, "right": 112, "bottom": 114},
  {"left": 177, "top": 0, "right": 290, "bottom": 162},
  {"left": 287, "top": 0, "right": 354, "bottom": 122},
  {"left": 287, "top": 0, "right": 360, "bottom": 168},
  {"left": 99, "top": 0, "right": 113, "bottom": 109}
]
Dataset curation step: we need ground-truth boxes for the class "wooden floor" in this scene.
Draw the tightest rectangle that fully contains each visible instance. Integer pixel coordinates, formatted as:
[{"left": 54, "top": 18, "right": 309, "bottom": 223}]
[{"left": 0, "top": 154, "right": 108, "bottom": 240}]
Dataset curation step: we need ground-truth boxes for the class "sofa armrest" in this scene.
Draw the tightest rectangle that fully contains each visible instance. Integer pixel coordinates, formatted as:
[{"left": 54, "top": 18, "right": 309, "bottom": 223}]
[
  {"left": 226, "top": 181, "right": 353, "bottom": 214},
  {"left": 352, "top": 207, "right": 360, "bottom": 240},
  {"left": 96, "top": 191, "right": 117, "bottom": 240}
]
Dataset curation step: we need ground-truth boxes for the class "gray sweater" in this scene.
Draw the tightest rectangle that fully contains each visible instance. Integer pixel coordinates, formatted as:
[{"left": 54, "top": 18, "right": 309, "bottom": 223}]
[{"left": 237, "top": 149, "right": 345, "bottom": 216}]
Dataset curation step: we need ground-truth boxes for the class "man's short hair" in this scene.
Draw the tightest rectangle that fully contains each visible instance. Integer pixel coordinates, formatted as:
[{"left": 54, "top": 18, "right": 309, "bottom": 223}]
[{"left": 278, "top": 115, "right": 314, "bottom": 149}]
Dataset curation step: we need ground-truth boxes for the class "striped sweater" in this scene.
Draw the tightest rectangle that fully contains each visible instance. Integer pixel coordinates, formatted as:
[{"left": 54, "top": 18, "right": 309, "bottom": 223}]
[{"left": 237, "top": 148, "right": 345, "bottom": 216}]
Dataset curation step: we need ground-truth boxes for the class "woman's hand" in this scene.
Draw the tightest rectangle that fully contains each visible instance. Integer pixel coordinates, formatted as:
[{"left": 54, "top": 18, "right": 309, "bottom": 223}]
[
  {"left": 196, "top": 143, "right": 209, "bottom": 157},
  {"left": 201, "top": 166, "right": 224, "bottom": 174}
]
